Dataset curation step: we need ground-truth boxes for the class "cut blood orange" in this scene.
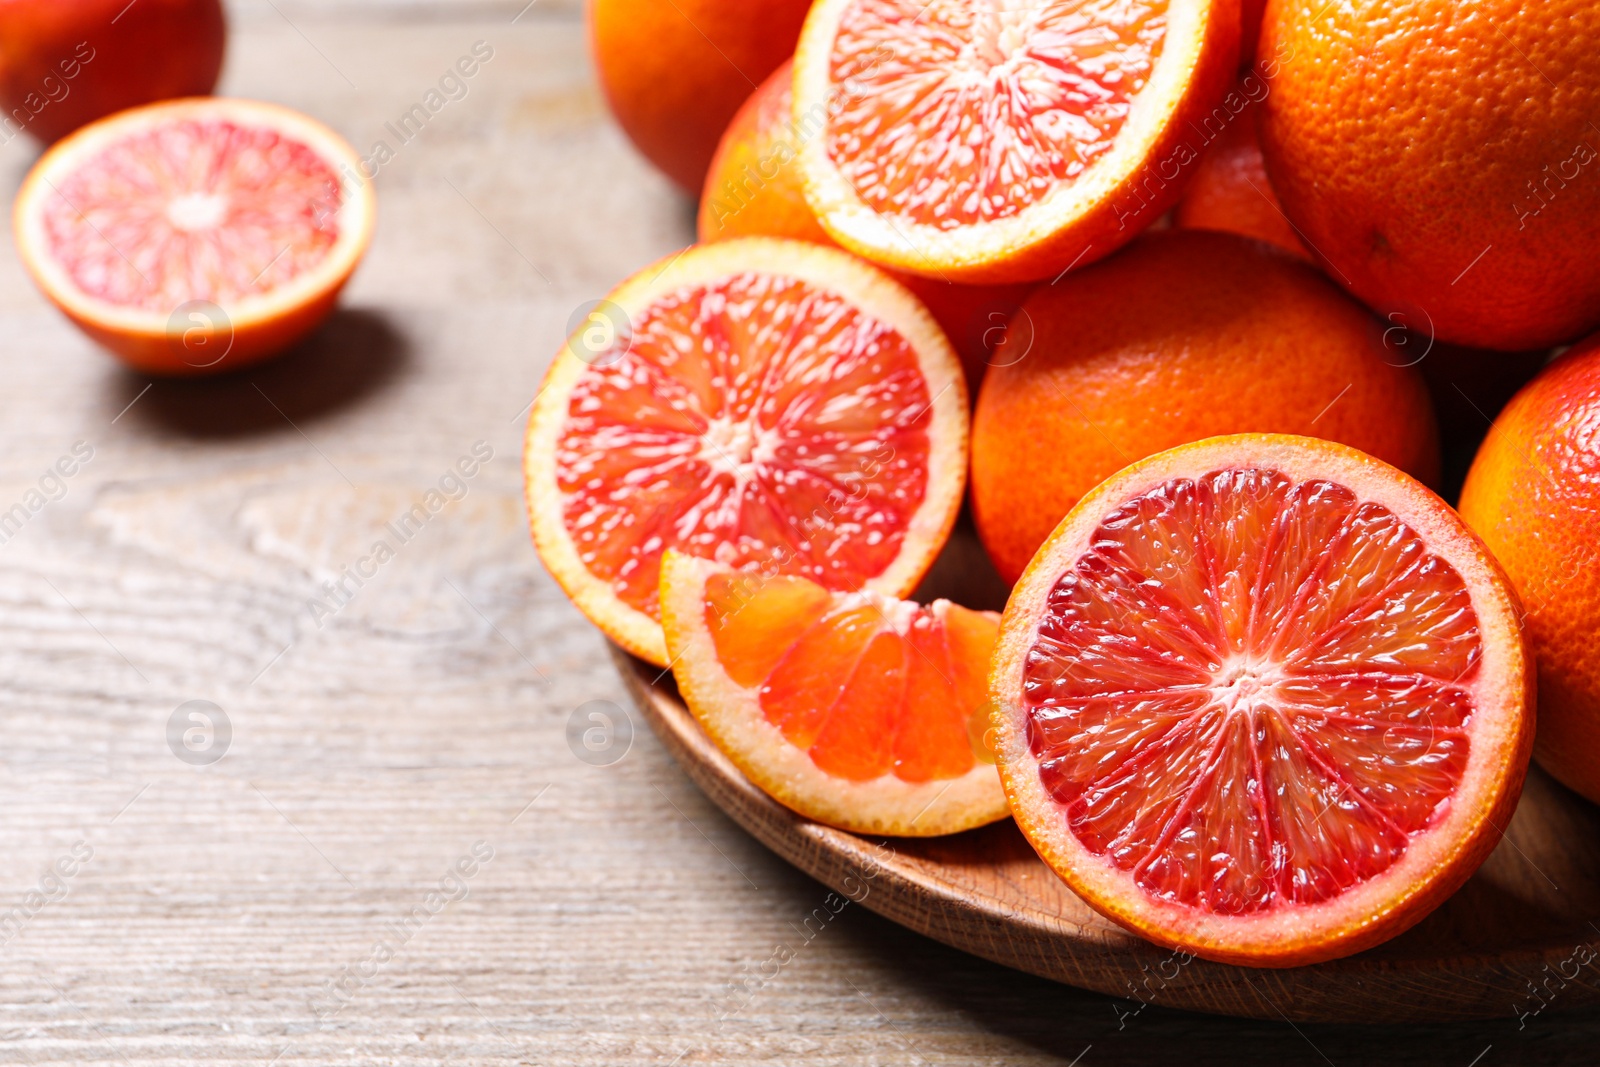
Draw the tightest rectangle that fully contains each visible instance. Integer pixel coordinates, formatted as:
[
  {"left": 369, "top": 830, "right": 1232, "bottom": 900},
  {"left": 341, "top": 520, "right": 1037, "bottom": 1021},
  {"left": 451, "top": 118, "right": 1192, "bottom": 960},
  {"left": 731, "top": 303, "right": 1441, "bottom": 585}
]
[
  {"left": 792, "top": 0, "right": 1240, "bottom": 283},
  {"left": 991, "top": 434, "right": 1533, "bottom": 966},
  {"left": 661, "top": 551, "right": 1009, "bottom": 834},
  {"left": 524, "top": 238, "right": 968, "bottom": 666},
  {"left": 14, "top": 97, "right": 375, "bottom": 375}
]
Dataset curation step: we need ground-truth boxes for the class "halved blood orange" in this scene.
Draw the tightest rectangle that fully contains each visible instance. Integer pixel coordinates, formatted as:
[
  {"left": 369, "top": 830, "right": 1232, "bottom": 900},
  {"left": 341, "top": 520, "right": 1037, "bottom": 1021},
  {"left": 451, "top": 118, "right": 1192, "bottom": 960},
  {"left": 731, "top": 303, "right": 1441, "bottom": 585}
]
[
  {"left": 792, "top": 0, "right": 1241, "bottom": 283},
  {"left": 524, "top": 238, "right": 969, "bottom": 666},
  {"left": 14, "top": 97, "right": 375, "bottom": 375},
  {"left": 661, "top": 550, "right": 1009, "bottom": 835},
  {"left": 991, "top": 434, "right": 1533, "bottom": 966}
]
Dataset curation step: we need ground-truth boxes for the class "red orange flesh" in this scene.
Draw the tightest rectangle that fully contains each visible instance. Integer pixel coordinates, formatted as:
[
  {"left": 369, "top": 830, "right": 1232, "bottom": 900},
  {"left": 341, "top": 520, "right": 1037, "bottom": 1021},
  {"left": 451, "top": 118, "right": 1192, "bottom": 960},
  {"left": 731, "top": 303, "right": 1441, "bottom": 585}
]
[
  {"left": 992, "top": 435, "right": 1532, "bottom": 966},
  {"left": 662, "top": 551, "right": 1010, "bottom": 835},
  {"left": 525, "top": 238, "right": 969, "bottom": 665}
]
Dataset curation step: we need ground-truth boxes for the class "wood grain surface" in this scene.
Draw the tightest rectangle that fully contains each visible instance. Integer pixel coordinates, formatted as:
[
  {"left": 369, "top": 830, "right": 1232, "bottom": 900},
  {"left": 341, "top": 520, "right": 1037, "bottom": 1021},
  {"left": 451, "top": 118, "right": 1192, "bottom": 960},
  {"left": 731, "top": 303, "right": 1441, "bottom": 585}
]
[{"left": 0, "top": 2, "right": 1595, "bottom": 1064}]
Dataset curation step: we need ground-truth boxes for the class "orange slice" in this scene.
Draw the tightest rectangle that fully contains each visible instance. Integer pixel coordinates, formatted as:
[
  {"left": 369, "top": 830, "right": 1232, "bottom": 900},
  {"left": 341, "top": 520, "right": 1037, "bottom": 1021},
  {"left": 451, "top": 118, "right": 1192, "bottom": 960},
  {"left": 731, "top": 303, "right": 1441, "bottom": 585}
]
[
  {"left": 661, "top": 550, "right": 1009, "bottom": 835},
  {"left": 14, "top": 97, "right": 375, "bottom": 375},
  {"left": 991, "top": 434, "right": 1532, "bottom": 966},
  {"left": 792, "top": 0, "right": 1240, "bottom": 283},
  {"left": 524, "top": 238, "right": 969, "bottom": 666}
]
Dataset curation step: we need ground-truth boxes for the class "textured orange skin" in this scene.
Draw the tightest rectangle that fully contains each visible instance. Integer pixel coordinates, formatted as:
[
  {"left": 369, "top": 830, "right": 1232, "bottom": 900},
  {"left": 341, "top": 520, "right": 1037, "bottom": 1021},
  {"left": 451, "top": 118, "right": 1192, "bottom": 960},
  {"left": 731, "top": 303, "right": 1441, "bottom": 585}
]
[
  {"left": 1173, "top": 98, "right": 1306, "bottom": 259},
  {"left": 698, "top": 59, "right": 1034, "bottom": 397},
  {"left": 0, "top": 0, "right": 225, "bottom": 144},
  {"left": 43, "top": 276, "right": 353, "bottom": 377},
  {"left": 1258, "top": 0, "right": 1600, "bottom": 351},
  {"left": 589, "top": 0, "right": 812, "bottom": 193},
  {"left": 1460, "top": 338, "right": 1600, "bottom": 802},
  {"left": 972, "top": 230, "right": 1441, "bottom": 583}
]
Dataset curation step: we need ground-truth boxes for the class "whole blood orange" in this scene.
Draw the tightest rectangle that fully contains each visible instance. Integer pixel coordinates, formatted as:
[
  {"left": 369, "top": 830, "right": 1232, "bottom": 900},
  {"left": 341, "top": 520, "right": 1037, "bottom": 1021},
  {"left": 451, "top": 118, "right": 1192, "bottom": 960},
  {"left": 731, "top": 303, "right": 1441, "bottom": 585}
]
[
  {"left": 0, "top": 0, "right": 226, "bottom": 144},
  {"left": 13, "top": 97, "right": 375, "bottom": 375},
  {"left": 589, "top": 0, "right": 813, "bottom": 193},
  {"left": 992, "top": 434, "right": 1533, "bottom": 966},
  {"left": 1258, "top": 0, "right": 1600, "bottom": 350},
  {"left": 524, "top": 238, "right": 968, "bottom": 666},
  {"left": 1173, "top": 97, "right": 1306, "bottom": 259},
  {"left": 698, "top": 58, "right": 1035, "bottom": 396},
  {"left": 792, "top": 0, "right": 1241, "bottom": 284},
  {"left": 971, "top": 230, "right": 1440, "bottom": 584},
  {"left": 661, "top": 551, "right": 1008, "bottom": 835},
  {"left": 1459, "top": 338, "right": 1600, "bottom": 803}
]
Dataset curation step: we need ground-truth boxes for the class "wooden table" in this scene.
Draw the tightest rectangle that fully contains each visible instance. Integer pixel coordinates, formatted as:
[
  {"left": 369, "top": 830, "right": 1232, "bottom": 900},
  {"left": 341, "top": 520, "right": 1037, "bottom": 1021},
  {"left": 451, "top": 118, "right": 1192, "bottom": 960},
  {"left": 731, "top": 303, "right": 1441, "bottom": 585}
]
[{"left": 0, "top": 1, "right": 1593, "bottom": 1062}]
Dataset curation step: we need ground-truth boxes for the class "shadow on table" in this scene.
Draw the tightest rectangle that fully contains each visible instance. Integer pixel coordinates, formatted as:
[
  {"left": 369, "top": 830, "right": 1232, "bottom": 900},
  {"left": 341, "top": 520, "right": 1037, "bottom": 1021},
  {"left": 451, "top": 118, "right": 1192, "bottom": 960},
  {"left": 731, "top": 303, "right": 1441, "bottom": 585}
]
[
  {"left": 835, "top": 902, "right": 1600, "bottom": 1066},
  {"left": 104, "top": 306, "right": 409, "bottom": 438}
]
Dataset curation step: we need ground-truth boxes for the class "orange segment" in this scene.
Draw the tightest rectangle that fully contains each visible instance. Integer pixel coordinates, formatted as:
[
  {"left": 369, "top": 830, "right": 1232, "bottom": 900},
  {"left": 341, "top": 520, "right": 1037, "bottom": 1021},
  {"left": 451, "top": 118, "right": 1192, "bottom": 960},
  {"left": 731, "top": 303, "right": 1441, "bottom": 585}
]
[
  {"left": 525, "top": 238, "right": 969, "bottom": 666},
  {"left": 806, "top": 628, "right": 907, "bottom": 780},
  {"left": 706, "top": 573, "right": 832, "bottom": 687},
  {"left": 759, "top": 603, "right": 883, "bottom": 749},
  {"left": 793, "top": 0, "right": 1240, "bottom": 282},
  {"left": 992, "top": 434, "right": 1532, "bottom": 966},
  {"left": 661, "top": 551, "right": 1010, "bottom": 836},
  {"left": 13, "top": 98, "right": 375, "bottom": 375}
]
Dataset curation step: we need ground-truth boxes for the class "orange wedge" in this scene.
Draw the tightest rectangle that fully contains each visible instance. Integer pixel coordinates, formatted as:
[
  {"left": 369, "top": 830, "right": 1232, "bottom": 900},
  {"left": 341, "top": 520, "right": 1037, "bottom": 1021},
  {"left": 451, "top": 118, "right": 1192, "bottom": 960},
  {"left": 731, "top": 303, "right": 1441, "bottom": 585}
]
[
  {"left": 792, "top": 0, "right": 1241, "bottom": 283},
  {"left": 14, "top": 97, "right": 375, "bottom": 375},
  {"left": 661, "top": 551, "right": 1009, "bottom": 835},
  {"left": 524, "top": 238, "right": 969, "bottom": 666},
  {"left": 991, "top": 434, "right": 1533, "bottom": 966}
]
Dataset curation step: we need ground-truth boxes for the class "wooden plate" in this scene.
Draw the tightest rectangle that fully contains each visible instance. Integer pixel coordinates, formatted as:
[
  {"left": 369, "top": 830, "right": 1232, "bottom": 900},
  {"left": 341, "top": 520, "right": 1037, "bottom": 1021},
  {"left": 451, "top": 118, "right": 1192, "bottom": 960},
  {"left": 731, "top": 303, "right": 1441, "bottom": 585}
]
[
  {"left": 620, "top": 647, "right": 1600, "bottom": 1023},
  {"left": 614, "top": 530, "right": 1600, "bottom": 1023}
]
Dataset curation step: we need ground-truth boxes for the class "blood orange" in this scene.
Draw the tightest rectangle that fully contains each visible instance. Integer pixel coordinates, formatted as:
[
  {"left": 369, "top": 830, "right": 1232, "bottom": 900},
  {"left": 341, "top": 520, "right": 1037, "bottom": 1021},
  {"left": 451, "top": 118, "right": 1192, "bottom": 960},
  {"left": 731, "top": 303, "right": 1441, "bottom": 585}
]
[
  {"left": 524, "top": 238, "right": 968, "bottom": 666},
  {"left": 991, "top": 434, "right": 1532, "bottom": 966},
  {"left": 661, "top": 551, "right": 1008, "bottom": 835},
  {"left": 13, "top": 97, "right": 374, "bottom": 375},
  {"left": 792, "top": 0, "right": 1241, "bottom": 283}
]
